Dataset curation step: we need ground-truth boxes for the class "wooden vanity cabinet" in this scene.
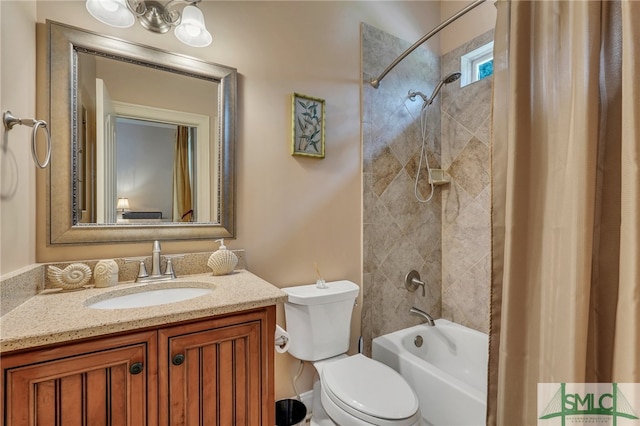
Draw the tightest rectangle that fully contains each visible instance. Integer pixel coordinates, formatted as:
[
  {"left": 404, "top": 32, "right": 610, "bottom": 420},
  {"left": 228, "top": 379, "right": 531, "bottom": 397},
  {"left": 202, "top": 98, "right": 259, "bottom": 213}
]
[
  {"left": 1, "top": 330, "right": 158, "bottom": 426},
  {"left": 158, "top": 308, "right": 275, "bottom": 425},
  {"left": 2, "top": 306, "right": 276, "bottom": 426}
]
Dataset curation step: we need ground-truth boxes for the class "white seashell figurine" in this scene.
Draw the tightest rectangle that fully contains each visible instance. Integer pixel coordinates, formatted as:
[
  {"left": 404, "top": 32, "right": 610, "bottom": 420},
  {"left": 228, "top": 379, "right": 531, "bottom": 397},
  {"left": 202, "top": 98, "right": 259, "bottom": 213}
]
[
  {"left": 207, "top": 239, "right": 238, "bottom": 276},
  {"left": 94, "top": 259, "right": 119, "bottom": 288},
  {"left": 47, "top": 263, "right": 92, "bottom": 290}
]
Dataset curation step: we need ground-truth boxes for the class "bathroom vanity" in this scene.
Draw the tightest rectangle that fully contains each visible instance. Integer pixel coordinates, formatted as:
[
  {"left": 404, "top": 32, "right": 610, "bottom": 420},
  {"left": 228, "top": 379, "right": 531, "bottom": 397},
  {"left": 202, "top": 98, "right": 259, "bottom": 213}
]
[
  {"left": 1, "top": 17, "right": 282, "bottom": 424},
  {"left": 0, "top": 271, "right": 286, "bottom": 425}
]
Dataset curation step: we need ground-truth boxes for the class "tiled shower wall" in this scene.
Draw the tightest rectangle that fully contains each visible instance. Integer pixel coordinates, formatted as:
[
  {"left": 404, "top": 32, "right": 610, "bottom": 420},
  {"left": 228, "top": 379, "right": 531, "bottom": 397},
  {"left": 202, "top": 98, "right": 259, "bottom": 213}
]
[
  {"left": 362, "top": 23, "right": 443, "bottom": 354},
  {"left": 440, "top": 30, "right": 493, "bottom": 334},
  {"left": 362, "top": 24, "right": 493, "bottom": 351}
]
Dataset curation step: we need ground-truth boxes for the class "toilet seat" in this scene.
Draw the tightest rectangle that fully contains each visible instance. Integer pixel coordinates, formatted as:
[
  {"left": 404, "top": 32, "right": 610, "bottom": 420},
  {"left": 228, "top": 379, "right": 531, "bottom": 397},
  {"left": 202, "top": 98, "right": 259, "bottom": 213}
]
[{"left": 319, "top": 354, "right": 420, "bottom": 425}]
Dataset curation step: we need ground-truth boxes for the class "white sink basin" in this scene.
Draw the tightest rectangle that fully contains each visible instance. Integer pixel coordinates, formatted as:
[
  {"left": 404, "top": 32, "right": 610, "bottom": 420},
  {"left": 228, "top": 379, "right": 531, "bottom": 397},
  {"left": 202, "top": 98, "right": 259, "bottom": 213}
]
[{"left": 87, "top": 286, "right": 214, "bottom": 309}]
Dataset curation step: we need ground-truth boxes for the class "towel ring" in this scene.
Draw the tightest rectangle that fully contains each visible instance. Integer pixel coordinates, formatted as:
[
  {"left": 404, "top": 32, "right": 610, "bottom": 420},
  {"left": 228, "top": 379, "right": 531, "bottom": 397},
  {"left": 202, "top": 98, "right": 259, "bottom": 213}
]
[
  {"left": 30, "top": 120, "right": 51, "bottom": 169},
  {"left": 3, "top": 110, "right": 52, "bottom": 169}
]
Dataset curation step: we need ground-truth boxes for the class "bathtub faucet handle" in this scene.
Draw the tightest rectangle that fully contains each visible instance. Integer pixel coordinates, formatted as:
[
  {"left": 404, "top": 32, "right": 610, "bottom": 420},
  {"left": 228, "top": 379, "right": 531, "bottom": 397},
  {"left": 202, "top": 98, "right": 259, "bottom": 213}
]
[
  {"left": 413, "top": 278, "right": 426, "bottom": 297},
  {"left": 405, "top": 270, "right": 426, "bottom": 297}
]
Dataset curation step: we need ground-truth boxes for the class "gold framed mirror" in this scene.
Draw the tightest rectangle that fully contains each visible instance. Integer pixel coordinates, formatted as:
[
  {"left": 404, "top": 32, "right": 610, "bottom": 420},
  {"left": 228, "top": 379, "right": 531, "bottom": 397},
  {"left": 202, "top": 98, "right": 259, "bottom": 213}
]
[{"left": 39, "top": 21, "right": 236, "bottom": 245}]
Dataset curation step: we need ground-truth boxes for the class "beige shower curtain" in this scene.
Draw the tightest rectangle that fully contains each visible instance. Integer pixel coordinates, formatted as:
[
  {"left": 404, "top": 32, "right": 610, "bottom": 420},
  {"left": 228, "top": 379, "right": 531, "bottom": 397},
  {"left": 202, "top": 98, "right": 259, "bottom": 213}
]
[
  {"left": 489, "top": 0, "right": 639, "bottom": 424},
  {"left": 173, "top": 126, "right": 193, "bottom": 222}
]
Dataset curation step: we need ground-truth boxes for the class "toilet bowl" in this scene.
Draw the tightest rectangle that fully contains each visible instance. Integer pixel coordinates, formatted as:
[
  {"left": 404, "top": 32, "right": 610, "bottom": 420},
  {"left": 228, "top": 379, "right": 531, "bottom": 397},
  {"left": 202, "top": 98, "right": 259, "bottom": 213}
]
[
  {"left": 282, "top": 281, "right": 421, "bottom": 425},
  {"left": 313, "top": 354, "right": 420, "bottom": 426}
]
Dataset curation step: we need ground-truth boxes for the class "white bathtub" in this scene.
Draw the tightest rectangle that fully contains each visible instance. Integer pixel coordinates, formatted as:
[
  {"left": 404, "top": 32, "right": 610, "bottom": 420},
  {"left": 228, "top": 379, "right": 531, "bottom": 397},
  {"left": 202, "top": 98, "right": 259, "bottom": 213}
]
[{"left": 372, "top": 319, "right": 488, "bottom": 426}]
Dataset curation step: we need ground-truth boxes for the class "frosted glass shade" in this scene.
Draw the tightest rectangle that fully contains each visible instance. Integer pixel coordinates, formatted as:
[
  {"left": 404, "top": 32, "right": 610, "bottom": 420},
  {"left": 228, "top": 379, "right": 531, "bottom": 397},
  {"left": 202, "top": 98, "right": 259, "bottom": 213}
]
[
  {"left": 86, "top": 0, "right": 135, "bottom": 28},
  {"left": 174, "top": 5, "right": 212, "bottom": 47}
]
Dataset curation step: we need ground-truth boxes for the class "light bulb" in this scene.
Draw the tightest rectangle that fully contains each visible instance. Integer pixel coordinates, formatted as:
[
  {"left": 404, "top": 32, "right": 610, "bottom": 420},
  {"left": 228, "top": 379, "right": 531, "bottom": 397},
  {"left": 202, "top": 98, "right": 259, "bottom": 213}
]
[
  {"left": 186, "top": 25, "right": 201, "bottom": 37},
  {"left": 174, "top": 5, "right": 212, "bottom": 47},
  {"left": 102, "top": 0, "right": 119, "bottom": 12}
]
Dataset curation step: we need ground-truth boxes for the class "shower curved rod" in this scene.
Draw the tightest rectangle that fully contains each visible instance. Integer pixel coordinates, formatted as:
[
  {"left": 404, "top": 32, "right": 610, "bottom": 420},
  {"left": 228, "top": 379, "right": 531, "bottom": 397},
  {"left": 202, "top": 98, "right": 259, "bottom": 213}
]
[{"left": 370, "top": 0, "right": 487, "bottom": 89}]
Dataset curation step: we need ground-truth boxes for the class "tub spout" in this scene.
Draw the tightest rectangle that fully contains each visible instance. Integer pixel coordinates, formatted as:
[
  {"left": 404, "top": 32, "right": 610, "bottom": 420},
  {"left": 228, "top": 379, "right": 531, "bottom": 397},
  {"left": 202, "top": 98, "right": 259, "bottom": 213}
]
[{"left": 410, "top": 307, "right": 436, "bottom": 326}]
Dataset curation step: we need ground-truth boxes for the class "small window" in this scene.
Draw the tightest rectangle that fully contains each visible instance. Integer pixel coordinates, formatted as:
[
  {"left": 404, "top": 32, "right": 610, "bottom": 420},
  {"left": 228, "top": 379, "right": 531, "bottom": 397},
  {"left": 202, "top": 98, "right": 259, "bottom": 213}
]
[
  {"left": 477, "top": 59, "right": 493, "bottom": 80},
  {"left": 460, "top": 41, "right": 494, "bottom": 87}
]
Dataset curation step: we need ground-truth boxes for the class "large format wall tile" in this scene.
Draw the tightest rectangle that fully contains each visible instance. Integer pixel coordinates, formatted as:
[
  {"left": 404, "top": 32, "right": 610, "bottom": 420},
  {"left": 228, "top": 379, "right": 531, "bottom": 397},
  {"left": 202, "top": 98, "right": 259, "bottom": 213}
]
[
  {"left": 362, "top": 24, "right": 493, "bottom": 344},
  {"left": 441, "top": 111, "right": 475, "bottom": 170},
  {"left": 441, "top": 30, "right": 493, "bottom": 334},
  {"left": 362, "top": 23, "right": 442, "bottom": 351},
  {"left": 442, "top": 198, "right": 490, "bottom": 287},
  {"left": 448, "top": 137, "right": 490, "bottom": 198}
]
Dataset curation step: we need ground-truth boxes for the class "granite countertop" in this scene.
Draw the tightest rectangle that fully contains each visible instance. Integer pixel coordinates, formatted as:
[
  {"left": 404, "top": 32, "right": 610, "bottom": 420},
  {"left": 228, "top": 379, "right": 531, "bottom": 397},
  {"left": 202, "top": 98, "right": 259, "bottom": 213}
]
[{"left": 0, "top": 270, "right": 287, "bottom": 353}]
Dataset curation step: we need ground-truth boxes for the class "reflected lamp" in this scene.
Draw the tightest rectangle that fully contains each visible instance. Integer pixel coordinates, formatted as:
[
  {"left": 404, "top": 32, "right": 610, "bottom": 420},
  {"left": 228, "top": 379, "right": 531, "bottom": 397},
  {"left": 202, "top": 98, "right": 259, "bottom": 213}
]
[{"left": 116, "top": 197, "right": 130, "bottom": 214}]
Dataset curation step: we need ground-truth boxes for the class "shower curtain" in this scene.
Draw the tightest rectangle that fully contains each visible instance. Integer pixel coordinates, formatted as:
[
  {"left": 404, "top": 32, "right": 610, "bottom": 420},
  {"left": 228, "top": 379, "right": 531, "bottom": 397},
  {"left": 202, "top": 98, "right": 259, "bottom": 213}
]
[
  {"left": 173, "top": 126, "right": 194, "bottom": 222},
  {"left": 489, "top": 0, "right": 639, "bottom": 424}
]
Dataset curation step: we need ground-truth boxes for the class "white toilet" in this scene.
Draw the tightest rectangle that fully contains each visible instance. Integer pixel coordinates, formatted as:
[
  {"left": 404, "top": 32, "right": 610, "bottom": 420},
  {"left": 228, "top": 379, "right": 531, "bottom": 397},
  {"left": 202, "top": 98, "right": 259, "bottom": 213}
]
[{"left": 282, "top": 280, "right": 421, "bottom": 426}]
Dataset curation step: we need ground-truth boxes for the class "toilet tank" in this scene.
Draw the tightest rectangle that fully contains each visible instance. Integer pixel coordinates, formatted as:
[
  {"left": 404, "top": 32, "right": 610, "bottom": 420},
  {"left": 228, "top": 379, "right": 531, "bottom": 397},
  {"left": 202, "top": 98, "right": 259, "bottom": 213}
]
[{"left": 282, "top": 280, "right": 359, "bottom": 361}]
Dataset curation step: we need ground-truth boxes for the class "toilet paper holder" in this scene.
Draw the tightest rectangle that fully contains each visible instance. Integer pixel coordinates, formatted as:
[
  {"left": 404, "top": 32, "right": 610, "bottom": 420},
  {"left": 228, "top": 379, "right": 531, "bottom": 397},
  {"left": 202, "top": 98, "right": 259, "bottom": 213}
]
[{"left": 275, "top": 325, "right": 290, "bottom": 353}]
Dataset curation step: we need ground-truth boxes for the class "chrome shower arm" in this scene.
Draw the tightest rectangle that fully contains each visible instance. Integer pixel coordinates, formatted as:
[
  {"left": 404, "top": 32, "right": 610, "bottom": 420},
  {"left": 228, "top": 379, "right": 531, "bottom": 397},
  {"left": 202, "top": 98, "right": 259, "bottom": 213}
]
[{"left": 369, "top": 0, "right": 487, "bottom": 89}]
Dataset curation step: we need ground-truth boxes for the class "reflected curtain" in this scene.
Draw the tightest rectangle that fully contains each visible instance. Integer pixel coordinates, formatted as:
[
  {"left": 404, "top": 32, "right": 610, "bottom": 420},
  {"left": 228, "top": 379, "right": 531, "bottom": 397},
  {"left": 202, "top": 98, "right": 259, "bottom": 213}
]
[
  {"left": 489, "top": 0, "right": 640, "bottom": 424},
  {"left": 173, "top": 126, "right": 193, "bottom": 222}
]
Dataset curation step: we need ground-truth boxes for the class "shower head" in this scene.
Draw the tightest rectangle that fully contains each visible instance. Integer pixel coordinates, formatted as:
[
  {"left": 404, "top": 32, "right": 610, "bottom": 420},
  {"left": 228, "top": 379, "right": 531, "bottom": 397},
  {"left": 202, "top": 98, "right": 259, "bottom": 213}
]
[
  {"left": 443, "top": 71, "right": 462, "bottom": 84},
  {"left": 426, "top": 71, "right": 461, "bottom": 106}
]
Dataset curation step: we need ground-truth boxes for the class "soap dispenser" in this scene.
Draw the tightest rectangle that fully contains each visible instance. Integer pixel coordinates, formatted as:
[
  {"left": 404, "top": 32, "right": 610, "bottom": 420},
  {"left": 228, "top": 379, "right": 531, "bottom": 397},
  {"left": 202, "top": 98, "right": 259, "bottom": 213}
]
[{"left": 207, "top": 239, "right": 238, "bottom": 276}]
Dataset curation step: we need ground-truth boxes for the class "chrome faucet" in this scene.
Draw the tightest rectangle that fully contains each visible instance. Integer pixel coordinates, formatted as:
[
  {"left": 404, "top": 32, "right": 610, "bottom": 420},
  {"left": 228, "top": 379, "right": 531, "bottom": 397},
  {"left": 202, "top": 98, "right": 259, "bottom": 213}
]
[
  {"left": 410, "top": 307, "right": 436, "bottom": 326},
  {"left": 127, "top": 241, "right": 179, "bottom": 283},
  {"left": 150, "top": 240, "right": 163, "bottom": 277}
]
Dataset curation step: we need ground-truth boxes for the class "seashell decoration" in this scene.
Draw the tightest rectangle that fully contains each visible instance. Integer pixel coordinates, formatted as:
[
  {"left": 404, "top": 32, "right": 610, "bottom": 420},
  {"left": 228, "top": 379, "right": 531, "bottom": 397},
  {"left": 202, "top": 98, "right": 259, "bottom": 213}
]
[
  {"left": 207, "top": 249, "right": 238, "bottom": 276},
  {"left": 94, "top": 259, "right": 119, "bottom": 288},
  {"left": 47, "top": 263, "right": 92, "bottom": 290}
]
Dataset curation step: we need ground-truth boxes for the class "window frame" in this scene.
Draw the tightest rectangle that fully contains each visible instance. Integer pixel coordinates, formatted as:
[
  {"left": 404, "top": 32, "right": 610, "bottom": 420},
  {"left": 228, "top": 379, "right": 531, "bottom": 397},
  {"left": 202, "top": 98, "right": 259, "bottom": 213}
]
[{"left": 460, "top": 41, "right": 494, "bottom": 87}]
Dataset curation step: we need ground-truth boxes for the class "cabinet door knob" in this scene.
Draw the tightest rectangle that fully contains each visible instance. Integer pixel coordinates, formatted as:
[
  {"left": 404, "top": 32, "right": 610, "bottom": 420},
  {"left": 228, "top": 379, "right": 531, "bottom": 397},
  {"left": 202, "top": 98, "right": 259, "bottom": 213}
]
[
  {"left": 172, "top": 354, "right": 185, "bottom": 366},
  {"left": 129, "top": 362, "right": 144, "bottom": 375}
]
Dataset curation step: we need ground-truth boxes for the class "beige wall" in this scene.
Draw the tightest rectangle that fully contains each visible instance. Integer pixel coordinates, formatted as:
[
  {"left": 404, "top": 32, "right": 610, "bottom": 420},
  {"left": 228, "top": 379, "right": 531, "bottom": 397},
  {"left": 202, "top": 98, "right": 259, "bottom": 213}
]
[
  {"left": 3, "top": 0, "right": 442, "bottom": 400},
  {"left": 33, "top": 1, "right": 439, "bottom": 273},
  {"left": 2, "top": 0, "right": 497, "bottom": 401},
  {"left": 0, "top": 0, "right": 498, "bottom": 286},
  {"left": 0, "top": 1, "right": 37, "bottom": 276},
  {"left": 440, "top": 0, "right": 496, "bottom": 54}
]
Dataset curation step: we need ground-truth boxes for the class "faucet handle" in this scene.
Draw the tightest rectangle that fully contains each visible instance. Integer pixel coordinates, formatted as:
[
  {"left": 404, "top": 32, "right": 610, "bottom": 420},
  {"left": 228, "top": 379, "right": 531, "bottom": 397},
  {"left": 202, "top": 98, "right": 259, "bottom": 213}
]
[
  {"left": 413, "top": 278, "right": 426, "bottom": 297},
  {"left": 163, "top": 259, "right": 176, "bottom": 279},
  {"left": 405, "top": 270, "right": 426, "bottom": 297},
  {"left": 163, "top": 255, "right": 184, "bottom": 278},
  {"left": 125, "top": 258, "right": 149, "bottom": 280}
]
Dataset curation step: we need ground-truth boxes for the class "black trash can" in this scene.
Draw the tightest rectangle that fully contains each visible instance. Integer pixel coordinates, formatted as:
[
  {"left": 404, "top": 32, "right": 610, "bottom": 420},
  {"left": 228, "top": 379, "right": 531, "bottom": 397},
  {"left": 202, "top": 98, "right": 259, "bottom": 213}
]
[{"left": 275, "top": 398, "right": 307, "bottom": 426}]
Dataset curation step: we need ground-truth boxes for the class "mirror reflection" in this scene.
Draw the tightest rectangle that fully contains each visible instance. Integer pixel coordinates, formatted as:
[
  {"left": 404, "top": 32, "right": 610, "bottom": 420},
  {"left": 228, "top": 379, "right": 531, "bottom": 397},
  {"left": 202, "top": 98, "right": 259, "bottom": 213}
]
[
  {"left": 44, "top": 21, "right": 236, "bottom": 245},
  {"left": 115, "top": 119, "right": 198, "bottom": 223},
  {"left": 75, "top": 51, "right": 218, "bottom": 225}
]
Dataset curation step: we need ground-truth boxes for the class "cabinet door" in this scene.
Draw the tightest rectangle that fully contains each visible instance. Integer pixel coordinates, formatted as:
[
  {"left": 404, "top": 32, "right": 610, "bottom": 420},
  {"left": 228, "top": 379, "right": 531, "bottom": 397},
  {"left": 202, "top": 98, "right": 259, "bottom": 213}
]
[
  {"left": 159, "top": 308, "right": 275, "bottom": 426},
  {"left": 2, "top": 331, "right": 157, "bottom": 426}
]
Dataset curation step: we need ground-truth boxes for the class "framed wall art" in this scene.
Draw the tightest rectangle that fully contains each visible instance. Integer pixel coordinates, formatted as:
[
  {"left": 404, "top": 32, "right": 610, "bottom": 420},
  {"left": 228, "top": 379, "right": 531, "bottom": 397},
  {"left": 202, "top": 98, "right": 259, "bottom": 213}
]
[{"left": 291, "top": 93, "right": 325, "bottom": 158}]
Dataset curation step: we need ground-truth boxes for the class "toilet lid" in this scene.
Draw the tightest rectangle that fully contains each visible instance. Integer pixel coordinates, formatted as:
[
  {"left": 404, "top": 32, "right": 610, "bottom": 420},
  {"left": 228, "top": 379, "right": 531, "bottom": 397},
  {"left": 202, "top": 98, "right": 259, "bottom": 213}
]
[{"left": 321, "top": 354, "right": 419, "bottom": 421}]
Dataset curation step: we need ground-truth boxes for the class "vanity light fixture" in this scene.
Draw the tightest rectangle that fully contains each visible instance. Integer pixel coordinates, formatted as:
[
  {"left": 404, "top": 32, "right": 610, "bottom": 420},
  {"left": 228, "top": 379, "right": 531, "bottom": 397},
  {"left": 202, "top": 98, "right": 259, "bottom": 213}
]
[{"left": 85, "top": 0, "right": 212, "bottom": 47}]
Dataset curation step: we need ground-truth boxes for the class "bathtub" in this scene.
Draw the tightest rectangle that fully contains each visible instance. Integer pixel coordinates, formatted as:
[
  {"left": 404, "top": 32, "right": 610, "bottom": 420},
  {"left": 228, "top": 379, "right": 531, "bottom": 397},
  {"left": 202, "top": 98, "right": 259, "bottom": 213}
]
[{"left": 372, "top": 319, "right": 488, "bottom": 426}]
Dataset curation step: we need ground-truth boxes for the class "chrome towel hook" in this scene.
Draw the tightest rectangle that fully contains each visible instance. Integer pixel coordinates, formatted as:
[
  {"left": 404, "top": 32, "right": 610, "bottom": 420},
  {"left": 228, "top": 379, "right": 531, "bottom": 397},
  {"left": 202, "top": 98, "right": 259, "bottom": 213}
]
[{"left": 3, "top": 110, "right": 51, "bottom": 169}]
